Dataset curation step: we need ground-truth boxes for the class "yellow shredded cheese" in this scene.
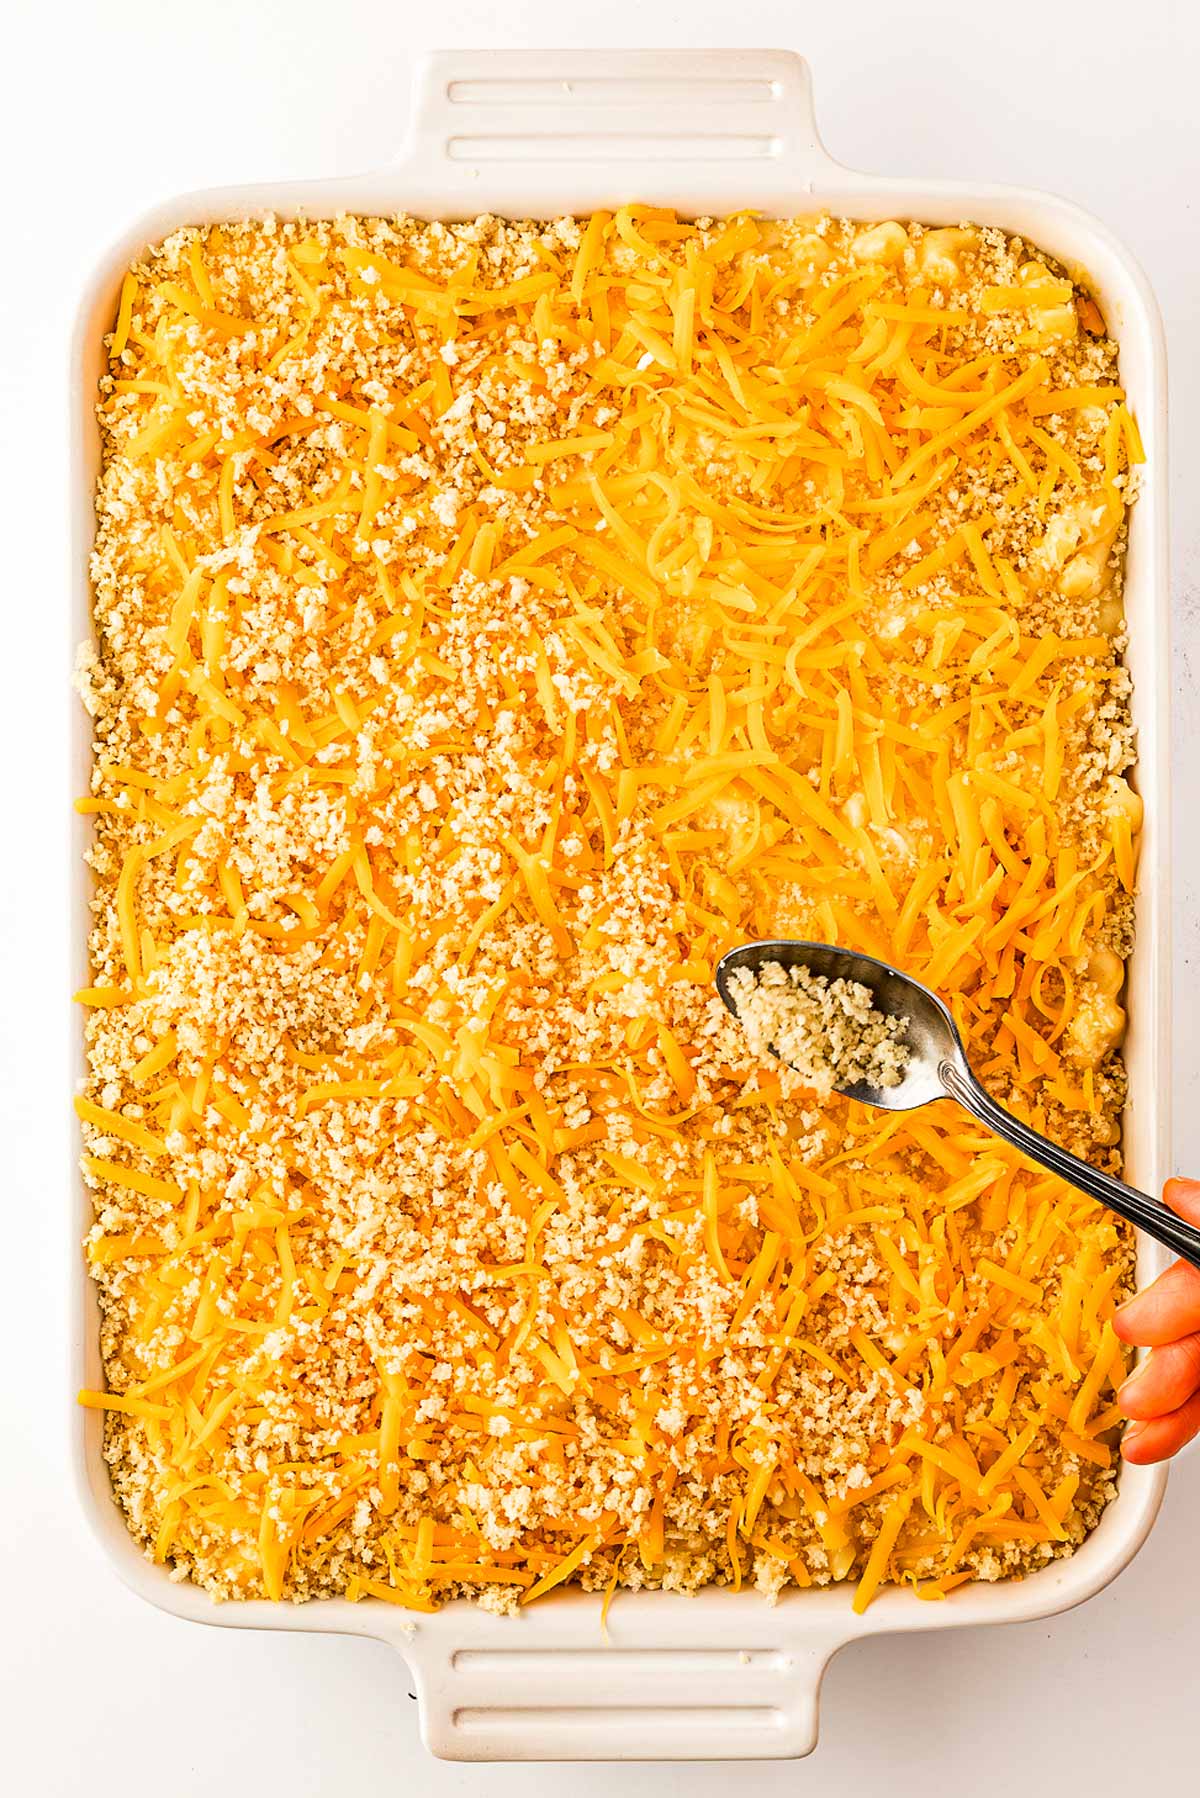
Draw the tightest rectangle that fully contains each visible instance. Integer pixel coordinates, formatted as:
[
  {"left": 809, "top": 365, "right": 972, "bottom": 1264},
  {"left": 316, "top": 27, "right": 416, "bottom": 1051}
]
[{"left": 78, "top": 207, "right": 1139, "bottom": 1618}]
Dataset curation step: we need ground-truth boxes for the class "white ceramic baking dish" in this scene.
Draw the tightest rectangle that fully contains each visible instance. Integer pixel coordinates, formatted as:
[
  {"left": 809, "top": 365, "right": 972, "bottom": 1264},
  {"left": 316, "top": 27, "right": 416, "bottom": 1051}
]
[{"left": 70, "top": 47, "right": 1172, "bottom": 1762}]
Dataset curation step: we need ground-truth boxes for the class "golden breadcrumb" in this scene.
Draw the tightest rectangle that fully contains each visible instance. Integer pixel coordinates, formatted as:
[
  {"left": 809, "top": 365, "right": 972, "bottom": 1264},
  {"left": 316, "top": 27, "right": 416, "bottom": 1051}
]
[
  {"left": 78, "top": 208, "right": 1141, "bottom": 1615},
  {"left": 727, "top": 962, "right": 910, "bottom": 1097}
]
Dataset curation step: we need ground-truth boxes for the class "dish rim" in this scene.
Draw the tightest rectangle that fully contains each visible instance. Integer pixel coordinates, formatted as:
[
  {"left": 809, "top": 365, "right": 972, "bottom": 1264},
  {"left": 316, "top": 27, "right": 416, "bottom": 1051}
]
[{"left": 68, "top": 46, "right": 1172, "bottom": 1762}]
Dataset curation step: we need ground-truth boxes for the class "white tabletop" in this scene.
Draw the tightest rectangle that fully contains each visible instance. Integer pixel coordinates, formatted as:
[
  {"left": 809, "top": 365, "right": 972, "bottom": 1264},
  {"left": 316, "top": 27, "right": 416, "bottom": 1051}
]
[{"left": 4, "top": 1, "right": 1197, "bottom": 1790}]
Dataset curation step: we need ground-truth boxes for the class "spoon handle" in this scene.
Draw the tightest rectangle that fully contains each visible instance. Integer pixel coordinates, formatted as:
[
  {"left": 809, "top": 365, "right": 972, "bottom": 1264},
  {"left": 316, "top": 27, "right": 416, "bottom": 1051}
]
[{"left": 940, "top": 1061, "right": 1200, "bottom": 1274}]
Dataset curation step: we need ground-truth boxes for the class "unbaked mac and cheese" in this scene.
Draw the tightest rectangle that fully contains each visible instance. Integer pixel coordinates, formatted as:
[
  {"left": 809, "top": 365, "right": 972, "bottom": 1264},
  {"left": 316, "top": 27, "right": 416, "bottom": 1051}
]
[{"left": 78, "top": 209, "right": 1141, "bottom": 1613}]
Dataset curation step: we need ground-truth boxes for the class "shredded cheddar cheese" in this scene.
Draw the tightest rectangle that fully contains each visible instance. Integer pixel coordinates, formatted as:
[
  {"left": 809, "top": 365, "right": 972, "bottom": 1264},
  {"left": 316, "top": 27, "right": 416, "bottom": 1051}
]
[{"left": 78, "top": 208, "right": 1140, "bottom": 1616}]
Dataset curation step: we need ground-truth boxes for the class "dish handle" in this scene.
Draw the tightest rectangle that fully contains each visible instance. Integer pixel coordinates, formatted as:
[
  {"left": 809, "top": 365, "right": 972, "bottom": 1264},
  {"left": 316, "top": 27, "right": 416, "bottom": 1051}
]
[
  {"left": 393, "top": 49, "right": 843, "bottom": 213},
  {"left": 389, "top": 1602, "right": 842, "bottom": 1761}
]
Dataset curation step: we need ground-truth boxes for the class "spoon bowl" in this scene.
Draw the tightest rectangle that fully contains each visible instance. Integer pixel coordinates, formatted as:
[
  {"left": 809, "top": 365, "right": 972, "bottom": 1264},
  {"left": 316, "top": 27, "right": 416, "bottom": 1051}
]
[
  {"left": 716, "top": 938, "right": 957, "bottom": 1110},
  {"left": 716, "top": 937, "right": 1200, "bottom": 1274}
]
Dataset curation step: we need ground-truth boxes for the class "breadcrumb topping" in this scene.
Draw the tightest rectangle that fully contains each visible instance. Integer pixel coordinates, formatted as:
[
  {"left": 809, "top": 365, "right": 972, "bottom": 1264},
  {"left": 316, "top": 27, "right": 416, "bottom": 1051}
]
[
  {"left": 728, "top": 962, "right": 910, "bottom": 1097},
  {"left": 78, "top": 207, "right": 1140, "bottom": 1616}
]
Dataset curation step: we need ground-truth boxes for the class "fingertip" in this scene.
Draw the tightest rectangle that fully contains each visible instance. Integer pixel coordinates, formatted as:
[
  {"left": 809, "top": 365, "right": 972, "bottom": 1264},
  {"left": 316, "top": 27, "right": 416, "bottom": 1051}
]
[
  {"left": 1119, "top": 1388, "right": 1200, "bottom": 1463},
  {"left": 1112, "top": 1285, "right": 1160, "bottom": 1344},
  {"left": 1117, "top": 1360, "right": 1148, "bottom": 1413},
  {"left": 1163, "top": 1177, "right": 1200, "bottom": 1225},
  {"left": 1112, "top": 1303, "right": 1140, "bottom": 1343},
  {"left": 1120, "top": 1332, "right": 1200, "bottom": 1420},
  {"left": 1120, "top": 1422, "right": 1149, "bottom": 1463},
  {"left": 1109, "top": 1260, "right": 1200, "bottom": 1346},
  {"left": 1118, "top": 1376, "right": 1164, "bottom": 1423}
]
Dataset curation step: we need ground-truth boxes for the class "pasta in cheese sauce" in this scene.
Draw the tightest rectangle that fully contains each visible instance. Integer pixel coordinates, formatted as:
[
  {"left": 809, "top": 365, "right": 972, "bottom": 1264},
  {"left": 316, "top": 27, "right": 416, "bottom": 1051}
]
[{"left": 78, "top": 207, "right": 1139, "bottom": 1613}]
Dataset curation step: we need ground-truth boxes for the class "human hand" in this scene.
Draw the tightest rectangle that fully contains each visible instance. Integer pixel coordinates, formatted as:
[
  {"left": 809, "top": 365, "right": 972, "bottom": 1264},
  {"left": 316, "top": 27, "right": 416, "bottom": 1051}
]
[{"left": 1114, "top": 1179, "right": 1200, "bottom": 1463}]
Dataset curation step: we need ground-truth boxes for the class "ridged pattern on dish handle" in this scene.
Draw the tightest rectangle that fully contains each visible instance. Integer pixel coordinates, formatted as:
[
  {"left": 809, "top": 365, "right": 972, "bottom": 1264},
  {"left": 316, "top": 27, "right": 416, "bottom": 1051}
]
[
  {"left": 404, "top": 1593, "right": 840, "bottom": 1761},
  {"left": 70, "top": 46, "right": 1171, "bottom": 1764},
  {"left": 402, "top": 48, "right": 824, "bottom": 206}
]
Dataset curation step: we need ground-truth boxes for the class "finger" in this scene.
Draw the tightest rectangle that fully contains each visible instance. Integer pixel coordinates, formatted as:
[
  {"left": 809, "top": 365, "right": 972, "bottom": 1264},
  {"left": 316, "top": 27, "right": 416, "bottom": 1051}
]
[
  {"left": 1112, "top": 1181, "right": 1200, "bottom": 1343},
  {"left": 1163, "top": 1177, "right": 1200, "bottom": 1225},
  {"left": 1113, "top": 1259, "right": 1200, "bottom": 1346},
  {"left": 1119, "top": 1333, "right": 1200, "bottom": 1420},
  {"left": 1121, "top": 1389, "right": 1200, "bottom": 1464}
]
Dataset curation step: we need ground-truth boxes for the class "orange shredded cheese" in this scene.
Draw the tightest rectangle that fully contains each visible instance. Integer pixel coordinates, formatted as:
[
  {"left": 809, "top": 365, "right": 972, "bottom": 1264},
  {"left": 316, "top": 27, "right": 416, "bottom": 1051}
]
[{"left": 78, "top": 207, "right": 1138, "bottom": 1618}]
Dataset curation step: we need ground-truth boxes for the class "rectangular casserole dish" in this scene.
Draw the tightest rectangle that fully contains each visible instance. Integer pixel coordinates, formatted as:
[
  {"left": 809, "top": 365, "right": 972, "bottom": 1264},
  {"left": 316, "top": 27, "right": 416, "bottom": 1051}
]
[{"left": 70, "top": 47, "right": 1171, "bottom": 1762}]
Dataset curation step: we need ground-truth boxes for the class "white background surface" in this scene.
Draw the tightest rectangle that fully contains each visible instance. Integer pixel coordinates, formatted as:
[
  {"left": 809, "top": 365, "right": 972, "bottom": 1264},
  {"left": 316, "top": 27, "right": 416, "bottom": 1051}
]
[{"left": 3, "top": 0, "right": 1197, "bottom": 1790}]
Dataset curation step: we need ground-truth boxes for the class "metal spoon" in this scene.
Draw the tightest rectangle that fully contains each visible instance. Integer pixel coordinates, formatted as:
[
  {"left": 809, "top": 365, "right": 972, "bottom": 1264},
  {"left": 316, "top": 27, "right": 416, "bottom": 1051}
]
[{"left": 715, "top": 938, "right": 1200, "bottom": 1274}]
